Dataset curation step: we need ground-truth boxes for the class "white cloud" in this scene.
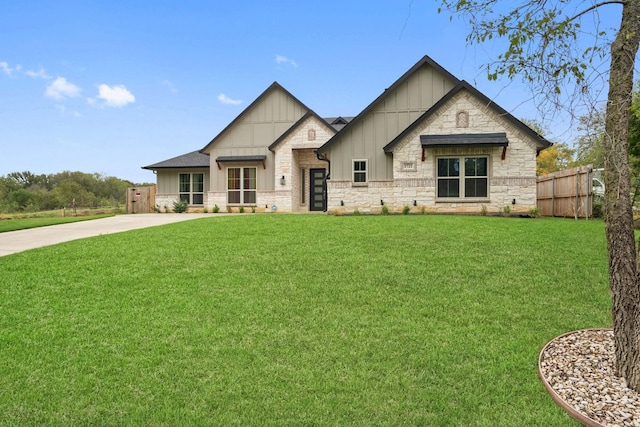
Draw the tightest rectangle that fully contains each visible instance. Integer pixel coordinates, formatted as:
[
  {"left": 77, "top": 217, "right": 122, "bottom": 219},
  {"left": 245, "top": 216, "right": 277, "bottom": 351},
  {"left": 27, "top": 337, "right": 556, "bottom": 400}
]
[
  {"left": 96, "top": 84, "right": 135, "bottom": 107},
  {"left": 217, "top": 93, "right": 243, "bottom": 105},
  {"left": 26, "top": 67, "right": 51, "bottom": 79},
  {"left": 46, "top": 77, "right": 81, "bottom": 99},
  {"left": 275, "top": 55, "right": 298, "bottom": 67},
  {"left": 0, "top": 61, "right": 21, "bottom": 77}
]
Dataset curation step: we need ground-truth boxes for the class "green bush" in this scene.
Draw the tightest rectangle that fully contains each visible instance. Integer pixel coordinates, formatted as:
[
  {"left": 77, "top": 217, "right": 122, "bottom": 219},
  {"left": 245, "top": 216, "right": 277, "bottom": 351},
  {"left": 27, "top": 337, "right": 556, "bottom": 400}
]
[
  {"left": 172, "top": 199, "right": 188, "bottom": 213},
  {"left": 381, "top": 205, "right": 389, "bottom": 215},
  {"left": 239, "top": 206, "right": 245, "bottom": 213},
  {"left": 213, "top": 204, "right": 220, "bottom": 213},
  {"left": 402, "top": 205, "right": 410, "bottom": 215},
  {"left": 592, "top": 201, "right": 604, "bottom": 218}
]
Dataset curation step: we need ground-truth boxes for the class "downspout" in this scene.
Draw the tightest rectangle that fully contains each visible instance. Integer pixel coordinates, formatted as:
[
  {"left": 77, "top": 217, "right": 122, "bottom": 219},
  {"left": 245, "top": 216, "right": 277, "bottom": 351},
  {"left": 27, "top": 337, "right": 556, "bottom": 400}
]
[{"left": 315, "top": 150, "right": 330, "bottom": 212}]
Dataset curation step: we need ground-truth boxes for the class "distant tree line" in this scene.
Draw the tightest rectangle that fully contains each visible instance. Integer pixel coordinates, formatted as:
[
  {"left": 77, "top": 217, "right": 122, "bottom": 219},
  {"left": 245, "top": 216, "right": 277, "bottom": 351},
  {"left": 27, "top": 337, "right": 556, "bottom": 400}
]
[{"left": 0, "top": 171, "right": 151, "bottom": 213}]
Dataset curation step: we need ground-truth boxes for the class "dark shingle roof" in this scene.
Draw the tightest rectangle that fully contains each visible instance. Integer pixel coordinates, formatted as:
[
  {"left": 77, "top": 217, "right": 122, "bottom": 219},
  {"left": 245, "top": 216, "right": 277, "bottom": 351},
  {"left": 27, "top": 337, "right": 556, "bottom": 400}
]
[
  {"left": 142, "top": 150, "right": 210, "bottom": 170},
  {"left": 323, "top": 116, "right": 355, "bottom": 132}
]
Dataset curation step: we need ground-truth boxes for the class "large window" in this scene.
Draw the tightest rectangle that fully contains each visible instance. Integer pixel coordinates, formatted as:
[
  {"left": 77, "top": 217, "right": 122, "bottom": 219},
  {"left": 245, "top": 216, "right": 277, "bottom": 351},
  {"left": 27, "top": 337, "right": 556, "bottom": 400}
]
[
  {"left": 353, "top": 160, "right": 367, "bottom": 183},
  {"left": 179, "top": 173, "right": 204, "bottom": 205},
  {"left": 437, "top": 157, "right": 488, "bottom": 198},
  {"left": 228, "top": 167, "right": 256, "bottom": 204}
]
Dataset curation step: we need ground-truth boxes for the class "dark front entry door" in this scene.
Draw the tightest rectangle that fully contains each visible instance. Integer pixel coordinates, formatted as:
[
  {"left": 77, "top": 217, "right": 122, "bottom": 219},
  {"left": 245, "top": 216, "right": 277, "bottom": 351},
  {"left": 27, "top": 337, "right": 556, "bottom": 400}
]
[{"left": 310, "top": 168, "right": 326, "bottom": 211}]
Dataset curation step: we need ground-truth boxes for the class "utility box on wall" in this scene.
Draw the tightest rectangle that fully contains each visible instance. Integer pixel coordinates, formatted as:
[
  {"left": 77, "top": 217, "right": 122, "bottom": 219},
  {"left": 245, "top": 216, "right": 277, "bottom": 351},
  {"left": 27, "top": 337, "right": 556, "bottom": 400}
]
[{"left": 126, "top": 186, "right": 156, "bottom": 213}]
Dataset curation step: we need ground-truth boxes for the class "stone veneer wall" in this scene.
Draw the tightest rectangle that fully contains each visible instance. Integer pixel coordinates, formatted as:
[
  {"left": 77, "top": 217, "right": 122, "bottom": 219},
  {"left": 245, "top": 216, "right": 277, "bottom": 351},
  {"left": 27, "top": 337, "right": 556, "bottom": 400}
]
[
  {"left": 204, "top": 116, "right": 332, "bottom": 213},
  {"left": 272, "top": 116, "right": 332, "bottom": 212},
  {"left": 327, "top": 90, "right": 539, "bottom": 215}
]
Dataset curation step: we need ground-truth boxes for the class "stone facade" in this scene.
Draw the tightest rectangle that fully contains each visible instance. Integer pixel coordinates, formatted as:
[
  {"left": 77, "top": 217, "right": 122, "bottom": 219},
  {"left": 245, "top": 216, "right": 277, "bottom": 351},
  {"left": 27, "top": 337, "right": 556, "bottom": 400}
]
[
  {"left": 271, "top": 115, "right": 333, "bottom": 212},
  {"left": 203, "top": 115, "right": 333, "bottom": 213},
  {"left": 327, "top": 90, "right": 539, "bottom": 215}
]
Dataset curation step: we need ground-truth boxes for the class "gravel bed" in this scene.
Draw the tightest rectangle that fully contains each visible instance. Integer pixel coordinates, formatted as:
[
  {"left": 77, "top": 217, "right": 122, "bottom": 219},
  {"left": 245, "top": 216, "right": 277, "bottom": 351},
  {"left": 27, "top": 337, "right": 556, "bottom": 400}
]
[{"left": 539, "top": 329, "right": 640, "bottom": 426}]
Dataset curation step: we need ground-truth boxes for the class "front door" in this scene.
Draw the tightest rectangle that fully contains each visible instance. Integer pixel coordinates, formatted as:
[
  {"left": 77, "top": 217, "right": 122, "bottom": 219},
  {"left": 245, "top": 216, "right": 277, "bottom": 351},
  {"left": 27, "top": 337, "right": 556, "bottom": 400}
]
[{"left": 310, "top": 168, "right": 326, "bottom": 211}]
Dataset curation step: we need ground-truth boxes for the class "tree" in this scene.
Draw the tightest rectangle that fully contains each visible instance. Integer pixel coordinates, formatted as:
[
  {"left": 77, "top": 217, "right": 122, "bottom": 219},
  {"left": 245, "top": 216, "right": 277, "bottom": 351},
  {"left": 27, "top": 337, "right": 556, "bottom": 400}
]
[
  {"left": 439, "top": 0, "right": 640, "bottom": 389},
  {"left": 574, "top": 108, "right": 606, "bottom": 168},
  {"left": 536, "top": 143, "right": 575, "bottom": 175}
]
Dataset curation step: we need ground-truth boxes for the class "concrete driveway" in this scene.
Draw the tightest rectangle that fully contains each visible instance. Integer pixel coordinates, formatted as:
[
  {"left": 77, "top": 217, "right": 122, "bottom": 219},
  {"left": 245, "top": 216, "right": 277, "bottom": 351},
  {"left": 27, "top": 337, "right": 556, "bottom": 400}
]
[{"left": 0, "top": 213, "right": 213, "bottom": 257}]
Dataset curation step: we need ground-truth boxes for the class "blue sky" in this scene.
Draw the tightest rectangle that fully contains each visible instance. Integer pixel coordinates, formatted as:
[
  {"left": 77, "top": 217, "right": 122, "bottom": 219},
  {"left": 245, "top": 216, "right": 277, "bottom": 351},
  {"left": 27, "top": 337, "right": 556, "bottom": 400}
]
[{"left": 0, "top": 1, "right": 625, "bottom": 183}]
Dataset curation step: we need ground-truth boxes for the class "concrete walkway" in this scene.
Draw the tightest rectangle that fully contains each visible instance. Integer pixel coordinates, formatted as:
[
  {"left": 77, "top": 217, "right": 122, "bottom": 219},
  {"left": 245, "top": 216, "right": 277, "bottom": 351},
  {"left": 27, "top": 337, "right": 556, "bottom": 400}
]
[{"left": 0, "top": 213, "right": 213, "bottom": 257}]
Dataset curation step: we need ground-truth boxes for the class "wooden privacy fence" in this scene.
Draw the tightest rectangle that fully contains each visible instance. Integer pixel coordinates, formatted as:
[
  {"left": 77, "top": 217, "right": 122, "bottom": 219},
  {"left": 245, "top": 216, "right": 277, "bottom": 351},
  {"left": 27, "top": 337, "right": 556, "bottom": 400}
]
[
  {"left": 537, "top": 166, "right": 594, "bottom": 219},
  {"left": 126, "top": 186, "right": 156, "bottom": 214}
]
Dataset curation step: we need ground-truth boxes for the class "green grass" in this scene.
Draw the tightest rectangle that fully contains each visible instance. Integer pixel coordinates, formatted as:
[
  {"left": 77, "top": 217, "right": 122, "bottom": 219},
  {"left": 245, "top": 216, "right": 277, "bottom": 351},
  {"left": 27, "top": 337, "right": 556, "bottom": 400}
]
[
  {"left": 0, "top": 214, "right": 115, "bottom": 233},
  {"left": 0, "top": 215, "right": 609, "bottom": 426}
]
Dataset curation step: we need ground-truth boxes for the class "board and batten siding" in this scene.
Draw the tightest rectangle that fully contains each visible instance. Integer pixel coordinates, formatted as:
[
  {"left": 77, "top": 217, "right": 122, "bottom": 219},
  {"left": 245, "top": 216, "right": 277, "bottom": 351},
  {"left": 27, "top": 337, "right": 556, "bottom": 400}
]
[
  {"left": 329, "top": 64, "right": 457, "bottom": 182},
  {"left": 204, "top": 86, "right": 309, "bottom": 193}
]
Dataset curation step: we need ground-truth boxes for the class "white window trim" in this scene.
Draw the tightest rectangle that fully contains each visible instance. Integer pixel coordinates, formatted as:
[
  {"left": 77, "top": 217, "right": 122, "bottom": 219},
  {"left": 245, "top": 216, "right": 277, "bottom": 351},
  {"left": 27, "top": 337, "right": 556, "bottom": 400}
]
[
  {"left": 435, "top": 155, "right": 490, "bottom": 202},
  {"left": 352, "top": 159, "right": 368, "bottom": 184}
]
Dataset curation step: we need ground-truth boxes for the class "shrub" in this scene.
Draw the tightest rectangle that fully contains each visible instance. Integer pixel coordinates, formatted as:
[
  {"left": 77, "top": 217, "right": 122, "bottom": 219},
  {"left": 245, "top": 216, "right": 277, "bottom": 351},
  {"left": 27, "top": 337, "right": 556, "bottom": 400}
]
[
  {"left": 226, "top": 206, "right": 232, "bottom": 213},
  {"left": 480, "top": 205, "right": 488, "bottom": 216},
  {"left": 172, "top": 199, "right": 188, "bottom": 213},
  {"left": 593, "top": 201, "right": 604, "bottom": 218},
  {"left": 251, "top": 206, "right": 256, "bottom": 213},
  {"left": 353, "top": 208, "right": 361, "bottom": 216},
  {"left": 213, "top": 204, "right": 220, "bottom": 213},
  {"left": 402, "top": 205, "right": 410, "bottom": 215},
  {"left": 239, "top": 206, "right": 245, "bottom": 213},
  {"left": 381, "top": 205, "right": 389, "bottom": 215},
  {"left": 528, "top": 207, "right": 540, "bottom": 218}
]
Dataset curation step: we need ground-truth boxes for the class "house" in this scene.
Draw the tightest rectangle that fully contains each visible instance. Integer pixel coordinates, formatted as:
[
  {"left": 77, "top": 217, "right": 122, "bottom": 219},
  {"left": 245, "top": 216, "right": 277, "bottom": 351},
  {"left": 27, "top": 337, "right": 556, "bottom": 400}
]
[{"left": 143, "top": 55, "right": 551, "bottom": 214}]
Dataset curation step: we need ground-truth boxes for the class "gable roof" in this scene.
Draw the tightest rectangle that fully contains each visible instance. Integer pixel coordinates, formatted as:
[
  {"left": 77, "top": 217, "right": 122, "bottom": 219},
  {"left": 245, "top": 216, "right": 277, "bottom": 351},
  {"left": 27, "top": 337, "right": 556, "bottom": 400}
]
[
  {"left": 142, "top": 150, "right": 210, "bottom": 170},
  {"left": 317, "top": 55, "right": 460, "bottom": 153},
  {"left": 383, "top": 80, "right": 552, "bottom": 153},
  {"left": 200, "top": 82, "right": 312, "bottom": 154},
  {"left": 268, "top": 110, "right": 336, "bottom": 151},
  {"left": 324, "top": 116, "right": 355, "bottom": 131}
]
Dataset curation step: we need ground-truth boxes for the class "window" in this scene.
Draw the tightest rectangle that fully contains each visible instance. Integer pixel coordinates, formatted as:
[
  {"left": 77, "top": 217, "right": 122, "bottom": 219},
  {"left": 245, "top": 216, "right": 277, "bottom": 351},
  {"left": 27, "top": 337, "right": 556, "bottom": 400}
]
[
  {"left": 437, "top": 157, "right": 488, "bottom": 198},
  {"left": 179, "top": 173, "right": 204, "bottom": 205},
  {"left": 228, "top": 167, "right": 256, "bottom": 204},
  {"left": 353, "top": 160, "right": 367, "bottom": 183}
]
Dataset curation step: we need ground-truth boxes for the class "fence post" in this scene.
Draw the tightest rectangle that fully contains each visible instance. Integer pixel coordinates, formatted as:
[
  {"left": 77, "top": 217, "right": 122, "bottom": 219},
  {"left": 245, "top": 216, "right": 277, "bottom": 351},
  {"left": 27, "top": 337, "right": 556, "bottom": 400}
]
[{"left": 551, "top": 175, "right": 555, "bottom": 217}]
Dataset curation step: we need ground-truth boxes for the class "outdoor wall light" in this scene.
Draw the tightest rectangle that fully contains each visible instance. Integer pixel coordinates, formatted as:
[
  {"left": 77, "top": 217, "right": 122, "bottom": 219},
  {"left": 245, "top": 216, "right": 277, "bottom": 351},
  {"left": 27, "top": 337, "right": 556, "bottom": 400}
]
[
  {"left": 280, "top": 176, "right": 285, "bottom": 185},
  {"left": 380, "top": 200, "right": 384, "bottom": 205},
  {"left": 512, "top": 198, "right": 516, "bottom": 205},
  {"left": 413, "top": 200, "right": 417, "bottom": 206},
  {"left": 340, "top": 200, "right": 344, "bottom": 206}
]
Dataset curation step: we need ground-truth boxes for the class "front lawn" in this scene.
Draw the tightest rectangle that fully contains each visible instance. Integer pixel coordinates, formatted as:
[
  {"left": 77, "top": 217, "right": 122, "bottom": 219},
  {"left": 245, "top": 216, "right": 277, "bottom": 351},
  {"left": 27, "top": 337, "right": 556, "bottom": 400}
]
[
  {"left": 0, "top": 215, "right": 608, "bottom": 425},
  {"left": 0, "top": 214, "right": 114, "bottom": 233}
]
